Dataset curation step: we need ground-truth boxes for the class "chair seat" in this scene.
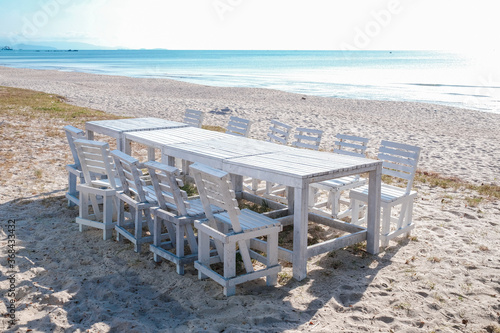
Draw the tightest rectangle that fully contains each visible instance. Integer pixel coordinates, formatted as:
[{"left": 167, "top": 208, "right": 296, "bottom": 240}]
[
  {"left": 315, "top": 176, "right": 366, "bottom": 189},
  {"left": 350, "top": 184, "right": 417, "bottom": 204},
  {"left": 165, "top": 198, "right": 223, "bottom": 217},
  {"left": 215, "top": 209, "right": 281, "bottom": 232},
  {"left": 91, "top": 177, "right": 122, "bottom": 189}
]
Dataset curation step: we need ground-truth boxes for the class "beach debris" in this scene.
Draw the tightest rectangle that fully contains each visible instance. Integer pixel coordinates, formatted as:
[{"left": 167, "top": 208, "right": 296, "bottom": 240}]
[
  {"left": 301, "top": 96, "right": 306, "bottom": 100},
  {"left": 209, "top": 107, "right": 232, "bottom": 114}
]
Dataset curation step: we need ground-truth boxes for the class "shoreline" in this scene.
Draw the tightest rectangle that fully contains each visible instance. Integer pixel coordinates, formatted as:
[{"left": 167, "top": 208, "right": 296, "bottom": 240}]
[
  {"left": 0, "top": 63, "right": 492, "bottom": 114},
  {"left": 1, "top": 65, "right": 500, "bottom": 184}
]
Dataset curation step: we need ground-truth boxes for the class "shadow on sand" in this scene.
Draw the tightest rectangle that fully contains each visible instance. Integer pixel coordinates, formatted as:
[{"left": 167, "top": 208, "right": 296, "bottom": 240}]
[{"left": 1, "top": 191, "right": 404, "bottom": 332}]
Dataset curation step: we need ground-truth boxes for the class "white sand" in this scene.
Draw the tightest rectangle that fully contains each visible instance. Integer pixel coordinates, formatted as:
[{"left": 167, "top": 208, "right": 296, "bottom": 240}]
[{"left": 0, "top": 66, "right": 499, "bottom": 332}]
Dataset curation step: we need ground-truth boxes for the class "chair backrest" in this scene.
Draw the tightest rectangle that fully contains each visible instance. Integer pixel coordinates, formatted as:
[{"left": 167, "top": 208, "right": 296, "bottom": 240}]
[
  {"left": 267, "top": 120, "right": 292, "bottom": 145},
  {"left": 189, "top": 163, "right": 243, "bottom": 233},
  {"left": 145, "top": 161, "right": 190, "bottom": 215},
  {"left": 378, "top": 140, "right": 421, "bottom": 194},
  {"left": 64, "top": 125, "right": 86, "bottom": 168},
  {"left": 110, "top": 150, "right": 151, "bottom": 203},
  {"left": 74, "top": 139, "right": 117, "bottom": 188},
  {"left": 184, "top": 109, "right": 204, "bottom": 128},
  {"left": 226, "top": 116, "right": 251, "bottom": 137},
  {"left": 334, "top": 133, "right": 369, "bottom": 158},
  {"left": 292, "top": 127, "right": 323, "bottom": 150}
]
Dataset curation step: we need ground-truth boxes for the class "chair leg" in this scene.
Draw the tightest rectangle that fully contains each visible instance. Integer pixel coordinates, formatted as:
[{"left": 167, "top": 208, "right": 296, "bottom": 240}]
[
  {"left": 164, "top": 220, "right": 177, "bottom": 247},
  {"left": 351, "top": 198, "right": 360, "bottom": 225},
  {"left": 89, "top": 193, "right": 101, "bottom": 221},
  {"left": 185, "top": 224, "right": 198, "bottom": 253},
  {"left": 197, "top": 229, "right": 210, "bottom": 280},
  {"left": 251, "top": 178, "right": 260, "bottom": 193},
  {"left": 176, "top": 224, "right": 185, "bottom": 275},
  {"left": 102, "top": 193, "right": 113, "bottom": 240},
  {"left": 134, "top": 209, "right": 142, "bottom": 253},
  {"left": 237, "top": 240, "right": 254, "bottom": 273},
  {"left": 381, "top": 206, "right": 391, "bottom": 247},
  {"left": 116, "top": 200, "right": 124, "bottom": 242},
  {"left": 223, "top": 241, "right": 236, "bottom": 297},
  {"left": 403, "top": 200, "right": 415, "bottom": 238},
  {"left": 144, "top": 208, "right": 154, "bottom": 234},
  {"left": 331, "top": 191, "right": 342, "bottom": 218},
  {"left": 79, "top": 192, "right": 89, "bottom": 232},
  {"left": 68, "top": 173, "right": 77, "bottom": 207},
  {"left": 152, "top": 215, "right": 162, "bottom": 263},
  {"left": 266, "top": 232, "right": 279, "bottom": 286}
]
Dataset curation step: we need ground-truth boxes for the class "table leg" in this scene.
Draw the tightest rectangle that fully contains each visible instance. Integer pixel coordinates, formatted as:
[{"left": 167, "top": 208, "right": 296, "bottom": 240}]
[
  {"left": 287, "top": 186, "right": 294, "bottom": 215},
  {"left": 121, "top": 137, "right": 131, "bottom": 155},
  {"left": 147, "top": 147, "right": 155, "bottom": 161},
  {"left": 230, "top": 174, "right": 243, "bottom": 193},
  {"left": 292, "top": 183, "right": 308, "bottom": 281},
  {"left": 86, "top": 130, "right": 94, "bottom": 141},
  {"left": 366, "top": 164, "right": 382, "bottom": 254}
]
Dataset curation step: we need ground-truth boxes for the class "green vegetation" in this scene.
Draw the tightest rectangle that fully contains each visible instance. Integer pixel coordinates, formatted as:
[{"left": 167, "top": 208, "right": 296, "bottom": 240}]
[{"left": 0, "top": 86, "right": 122, "bottom": 127}]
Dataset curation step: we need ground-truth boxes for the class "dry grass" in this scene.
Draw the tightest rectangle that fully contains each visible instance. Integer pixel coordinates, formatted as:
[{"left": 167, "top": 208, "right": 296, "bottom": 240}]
[
  {"left": 0, "top": 86, "right": 122, "bottom": 126},
  {"left": 202, "top": 124, "right": 226, "bottom": 133}
]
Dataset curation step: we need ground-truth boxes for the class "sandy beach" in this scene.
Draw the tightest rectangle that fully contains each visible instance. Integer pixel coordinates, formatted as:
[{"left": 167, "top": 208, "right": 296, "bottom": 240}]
[{"left": 0, "top": 66, "right": 499, "bottom": 332}]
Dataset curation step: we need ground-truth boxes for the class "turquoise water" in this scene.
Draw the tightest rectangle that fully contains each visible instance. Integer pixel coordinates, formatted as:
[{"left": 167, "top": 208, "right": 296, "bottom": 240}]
[{"left": 0, "top": 50, "right": 498, "bottom": 113}]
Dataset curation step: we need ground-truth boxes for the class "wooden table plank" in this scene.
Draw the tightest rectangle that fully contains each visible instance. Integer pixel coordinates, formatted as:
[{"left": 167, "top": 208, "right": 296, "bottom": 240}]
[{"left": 86, "top": 118, "right": 188, "bottom": 151}]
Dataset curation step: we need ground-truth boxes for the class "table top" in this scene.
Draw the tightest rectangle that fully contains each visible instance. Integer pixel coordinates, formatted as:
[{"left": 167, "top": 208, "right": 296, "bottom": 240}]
[
  {"left": 223, "top": 150, "right": 381, "bottom": 187},
  {"left": 86, "top": 118, "right": 187, "bottom": 137},
  {"left": 124, "top": 127, "right": 228, "bottom": 148},
  {"left": 154, "top": 127, "right": 381, "bottom": 186}
]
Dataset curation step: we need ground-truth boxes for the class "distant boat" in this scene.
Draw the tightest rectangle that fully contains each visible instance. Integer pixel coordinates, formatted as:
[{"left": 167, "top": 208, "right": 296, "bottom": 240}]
[{"left": 1, "top": 46, "right": 13, "bottom": 51}]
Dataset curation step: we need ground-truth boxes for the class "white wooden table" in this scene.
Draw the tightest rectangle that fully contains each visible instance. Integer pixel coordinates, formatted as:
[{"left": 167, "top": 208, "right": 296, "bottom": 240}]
[
  {"left": 126, "top": 126, "right": 382, "bottom": 281},
  {"left": 85, "top": 118, "right": 187, "bottom": 153},
  {"left": 223, "top": 149, "right": 382, "bottom": 281}
]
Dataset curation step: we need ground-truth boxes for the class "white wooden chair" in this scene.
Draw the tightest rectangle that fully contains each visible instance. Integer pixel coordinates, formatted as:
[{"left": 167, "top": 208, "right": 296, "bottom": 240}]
[
  {"left": 180, "top": 109, "right": 204, "bottom": 174},
  {"left": 225, "top": 116, "right": 251, "bottom": 137},
  {"left": 309, "top": 134, "right": 370, "bottom": 219},
  {"left": 244, "top": 120, "right": 293, "bottom": 194},
  {"left": 74, "top": 139, "right": 118, "bottom": 240},
  {"left": 267, "top": 119, "right": 293, "bottom": 145},
  {"left": 145, "top": 161, "right": 223, "bottom": 275},
  {"left": 111, "top": 150, "right": 157, "bottom": 253},
  {"left": 183, "top": 109, "right": 204, "bottom": 128},
  {"left": 264, "top": 126, "right": 323, "bottom": 204},
  {"left": 64, "top": 125, "right": 86, "bottom": 207},
  {"left": 190, "top": 163, "right": 282, "bottom": 297},
  {"left": 350, "top": 140, "right": 421, "bottom": 247},
  {"left": 291, "top": 127, "right": 323, "bottom": 150}
]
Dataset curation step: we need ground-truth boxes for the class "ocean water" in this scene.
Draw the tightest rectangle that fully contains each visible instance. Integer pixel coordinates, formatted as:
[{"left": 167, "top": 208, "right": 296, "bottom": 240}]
[{"left": 0, "top": 50, "right": 499, "bottom": 113}]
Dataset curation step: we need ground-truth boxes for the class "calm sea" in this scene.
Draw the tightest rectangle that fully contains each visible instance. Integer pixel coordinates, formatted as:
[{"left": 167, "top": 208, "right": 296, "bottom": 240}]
[{"left": 0, "top": 50, "right": 498, "bottom": 113}]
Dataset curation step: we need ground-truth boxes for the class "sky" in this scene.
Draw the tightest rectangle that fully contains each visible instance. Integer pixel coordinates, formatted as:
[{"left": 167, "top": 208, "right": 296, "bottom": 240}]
[{"left": 0, "top": 0, "right": 498, "bottom": 51}]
